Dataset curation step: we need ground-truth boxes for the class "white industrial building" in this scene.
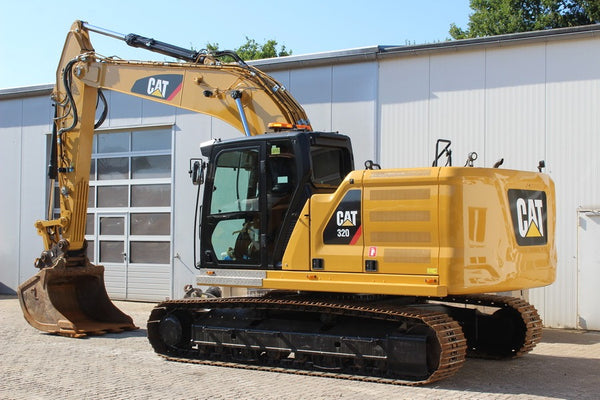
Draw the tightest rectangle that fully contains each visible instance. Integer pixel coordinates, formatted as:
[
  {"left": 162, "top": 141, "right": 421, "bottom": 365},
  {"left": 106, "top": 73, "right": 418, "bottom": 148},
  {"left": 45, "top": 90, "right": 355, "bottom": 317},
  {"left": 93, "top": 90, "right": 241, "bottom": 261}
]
[{"left": 1, "top": 25, "right": 599, "bottom": 330}]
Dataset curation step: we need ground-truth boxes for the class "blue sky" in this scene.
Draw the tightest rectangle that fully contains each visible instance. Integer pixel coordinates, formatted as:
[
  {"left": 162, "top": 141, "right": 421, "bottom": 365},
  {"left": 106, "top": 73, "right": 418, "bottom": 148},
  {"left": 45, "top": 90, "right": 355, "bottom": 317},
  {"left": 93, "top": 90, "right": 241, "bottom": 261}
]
[{"left": 0, "top": 0, "right": 472, "bottom": 89}]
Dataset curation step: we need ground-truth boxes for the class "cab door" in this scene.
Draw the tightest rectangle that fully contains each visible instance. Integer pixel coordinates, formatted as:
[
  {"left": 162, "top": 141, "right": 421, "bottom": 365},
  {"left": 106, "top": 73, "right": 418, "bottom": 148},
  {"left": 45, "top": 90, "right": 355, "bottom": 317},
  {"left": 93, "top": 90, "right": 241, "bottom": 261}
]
[{"left": 201, "top": 144, "right": 267, "bottom": 268}]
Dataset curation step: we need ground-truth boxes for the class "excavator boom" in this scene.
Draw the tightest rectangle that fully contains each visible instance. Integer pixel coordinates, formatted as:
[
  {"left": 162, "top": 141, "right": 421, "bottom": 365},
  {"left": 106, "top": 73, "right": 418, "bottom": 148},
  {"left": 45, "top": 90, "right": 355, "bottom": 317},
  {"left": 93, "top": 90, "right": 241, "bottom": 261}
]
[{"left": 18, "top": 20, "right": 309, "bottom": 337}]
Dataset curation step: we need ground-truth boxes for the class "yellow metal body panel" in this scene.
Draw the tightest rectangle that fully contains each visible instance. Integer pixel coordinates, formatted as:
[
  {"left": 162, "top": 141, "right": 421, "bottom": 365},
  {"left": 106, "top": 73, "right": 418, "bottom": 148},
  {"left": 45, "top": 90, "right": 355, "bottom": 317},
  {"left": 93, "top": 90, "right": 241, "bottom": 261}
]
[
  {"left": 279, "top": 166, "right": 556, "bottom": 297},
  {"left": 79, "top": 61, "right": 307, "bottom": 137},
  {"left": 308, "top": 172, "right": 364, "bottom": 272},
  {"left": 264, "top": 271, "right": 447, "bottom": 296},
  {"left": 438, "top": 167, "right": 556, "bottom": 294},
  {"left": 281, "top": 202, "right": 311, "bottom": 270},
  {"left": 362, "top": 168, "right": 440, "bottom": 277}
]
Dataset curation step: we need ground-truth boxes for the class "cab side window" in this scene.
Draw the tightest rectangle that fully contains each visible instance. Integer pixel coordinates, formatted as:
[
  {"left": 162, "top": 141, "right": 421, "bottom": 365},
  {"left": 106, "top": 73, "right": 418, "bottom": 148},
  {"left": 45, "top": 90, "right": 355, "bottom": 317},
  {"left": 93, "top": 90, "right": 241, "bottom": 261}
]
[{"left": 210, "top": 149, "right": 259, "bottom": 214}]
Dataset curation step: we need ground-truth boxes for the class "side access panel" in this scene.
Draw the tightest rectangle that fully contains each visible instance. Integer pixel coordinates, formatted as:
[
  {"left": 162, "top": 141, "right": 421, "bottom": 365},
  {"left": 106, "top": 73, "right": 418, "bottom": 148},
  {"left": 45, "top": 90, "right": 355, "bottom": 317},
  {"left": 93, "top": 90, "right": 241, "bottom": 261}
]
[
  {"left": 308, "top": 173, "right": 364, "bottom": 273},
  {"left": 361, "top": 168, "right": 440, "bottom": 279}
]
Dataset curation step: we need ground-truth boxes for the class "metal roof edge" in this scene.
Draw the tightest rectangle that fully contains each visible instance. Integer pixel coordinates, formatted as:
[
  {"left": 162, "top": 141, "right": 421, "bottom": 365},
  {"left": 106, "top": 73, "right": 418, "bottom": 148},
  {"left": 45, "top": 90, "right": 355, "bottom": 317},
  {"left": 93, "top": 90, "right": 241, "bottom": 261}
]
[
  {"left": 0, "top": 84, "right": 53, "bottom": 100},
  {"left": 249, "top": 46, "right": 382, "bottom": 71},
  {"left": 379, "top": 23, "right": 600, "bottom": 58},
  {"left": 252, "top": 24, "right": 600, "bottom": 70}
]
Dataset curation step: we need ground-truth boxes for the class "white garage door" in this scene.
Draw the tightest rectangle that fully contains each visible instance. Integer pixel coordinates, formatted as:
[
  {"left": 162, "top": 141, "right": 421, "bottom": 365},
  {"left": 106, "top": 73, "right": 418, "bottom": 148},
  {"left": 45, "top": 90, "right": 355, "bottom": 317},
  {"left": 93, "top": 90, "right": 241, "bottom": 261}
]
[{"left": 83, "top": 127, "right": 173, "bottom": 301}]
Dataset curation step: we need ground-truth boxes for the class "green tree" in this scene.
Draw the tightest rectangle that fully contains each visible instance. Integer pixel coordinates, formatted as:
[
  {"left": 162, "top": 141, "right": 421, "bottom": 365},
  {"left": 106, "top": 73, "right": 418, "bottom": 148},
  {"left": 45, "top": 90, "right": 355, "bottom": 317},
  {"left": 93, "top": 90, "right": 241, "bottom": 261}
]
[
  {"left": 206, "top": 37, "right": 292, "bottom": 61},
  {"left": 450, "top": 0, "right": 600, "bottom": 39}
]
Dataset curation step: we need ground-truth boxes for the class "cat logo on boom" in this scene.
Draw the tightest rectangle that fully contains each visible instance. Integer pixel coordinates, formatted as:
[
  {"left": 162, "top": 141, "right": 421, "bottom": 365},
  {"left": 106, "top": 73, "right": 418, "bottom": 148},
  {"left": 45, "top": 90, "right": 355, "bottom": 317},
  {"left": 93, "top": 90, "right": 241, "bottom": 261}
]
[
  {"left": 131, "top": 74, "right": 183, "bottom": 101},
  {"left": 508, "top": 189, "right": 548, "bottom": 246}
]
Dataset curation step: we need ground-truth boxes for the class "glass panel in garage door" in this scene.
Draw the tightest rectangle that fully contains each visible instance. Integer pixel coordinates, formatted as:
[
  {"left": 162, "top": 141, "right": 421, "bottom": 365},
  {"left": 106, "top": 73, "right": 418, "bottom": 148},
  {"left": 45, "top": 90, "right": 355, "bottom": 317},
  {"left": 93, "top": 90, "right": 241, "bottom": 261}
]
[
  {"left": 132, "top": 155, "right": 171, "bottom": 179},
  {"left": 97, "top": 131, "right": 129, "bottom": 153},
  {"left": 132, "top": 129, "right": 171, "bottom": 151},
  {"left": 98, "top": 157, "right": 129, "bottom": 180},
  {"left": 130, "top": 213, "right": 170, "bottom": 235},
  {"left": 97, "top": 185, "right": 128, "bottom": 207},
  {"left": 131, "top": 184, "right": 170, "bottom": 207},
  {"left": 130, "top": 241, "right": 170, "bottom": 264}
]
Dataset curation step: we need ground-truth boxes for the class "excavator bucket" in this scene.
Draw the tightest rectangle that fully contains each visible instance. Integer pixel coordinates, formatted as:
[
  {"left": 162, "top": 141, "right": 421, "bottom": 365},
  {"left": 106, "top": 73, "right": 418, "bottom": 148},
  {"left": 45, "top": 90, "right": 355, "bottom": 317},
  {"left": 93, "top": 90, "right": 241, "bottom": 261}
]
[{"left": 18, "top": 261, "right": 137, "bottom": 338}]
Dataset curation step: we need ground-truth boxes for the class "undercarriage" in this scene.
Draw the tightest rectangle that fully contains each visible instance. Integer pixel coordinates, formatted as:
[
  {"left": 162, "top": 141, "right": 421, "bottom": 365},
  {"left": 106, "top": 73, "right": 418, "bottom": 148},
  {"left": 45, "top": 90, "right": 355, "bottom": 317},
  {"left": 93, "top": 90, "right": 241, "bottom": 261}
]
[{"left": 147, "top": 292, "right": 541, "bottom": 385}]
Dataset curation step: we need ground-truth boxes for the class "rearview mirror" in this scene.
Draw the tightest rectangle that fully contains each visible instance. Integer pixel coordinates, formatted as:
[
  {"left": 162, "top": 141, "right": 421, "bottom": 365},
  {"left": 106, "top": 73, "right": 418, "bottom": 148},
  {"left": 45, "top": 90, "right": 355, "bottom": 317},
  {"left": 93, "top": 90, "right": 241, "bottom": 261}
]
[{"left": 189, "top": 159, "right": 206, "bottom": 185}]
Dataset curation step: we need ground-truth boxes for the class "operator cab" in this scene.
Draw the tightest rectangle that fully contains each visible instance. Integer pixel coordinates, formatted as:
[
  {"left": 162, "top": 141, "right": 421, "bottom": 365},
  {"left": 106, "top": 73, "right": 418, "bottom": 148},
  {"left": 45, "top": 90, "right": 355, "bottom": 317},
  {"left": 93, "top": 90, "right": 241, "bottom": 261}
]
[{"left": 198, "top": 131, "right": 353, "bottom": 269}]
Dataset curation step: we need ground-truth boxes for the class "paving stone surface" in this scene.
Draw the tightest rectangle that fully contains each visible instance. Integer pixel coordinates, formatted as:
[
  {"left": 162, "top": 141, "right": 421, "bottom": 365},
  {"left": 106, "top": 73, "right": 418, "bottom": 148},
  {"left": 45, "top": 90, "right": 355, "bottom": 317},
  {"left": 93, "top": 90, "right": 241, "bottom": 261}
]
[{"left": 1, "top": 296, "right": 599, "bottom": 399}]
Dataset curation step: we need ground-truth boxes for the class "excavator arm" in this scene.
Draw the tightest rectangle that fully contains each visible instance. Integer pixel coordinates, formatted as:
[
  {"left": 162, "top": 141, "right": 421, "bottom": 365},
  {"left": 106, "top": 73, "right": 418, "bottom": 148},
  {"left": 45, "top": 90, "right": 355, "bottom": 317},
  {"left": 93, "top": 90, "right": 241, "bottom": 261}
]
[{"left": 18, "top": 20, "right": 310, "bottom": 337}]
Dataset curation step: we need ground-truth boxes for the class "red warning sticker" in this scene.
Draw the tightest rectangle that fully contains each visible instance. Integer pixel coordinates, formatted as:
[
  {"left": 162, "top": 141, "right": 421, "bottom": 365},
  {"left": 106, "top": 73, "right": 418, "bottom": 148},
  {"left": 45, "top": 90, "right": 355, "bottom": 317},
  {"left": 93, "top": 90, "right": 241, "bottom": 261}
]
[{"left": 368, "top": 246, "right": 377, "bottom": 257}]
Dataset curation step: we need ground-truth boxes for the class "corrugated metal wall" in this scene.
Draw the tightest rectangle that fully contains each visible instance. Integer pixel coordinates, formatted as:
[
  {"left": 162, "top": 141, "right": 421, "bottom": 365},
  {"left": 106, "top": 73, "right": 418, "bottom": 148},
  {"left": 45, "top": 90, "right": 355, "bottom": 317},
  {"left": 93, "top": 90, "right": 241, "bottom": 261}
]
[
  {"left": 269, "top": 62, "right": 378, "bottom": 167},
  {"left": 378, "top": 36, "right": 600, "bottom": 328},
  {"left": 545, "top": 38, "right": 600, "bottom": 328},
  {"left": 0, "top": 95, "right": 50, "bottom": 294}
]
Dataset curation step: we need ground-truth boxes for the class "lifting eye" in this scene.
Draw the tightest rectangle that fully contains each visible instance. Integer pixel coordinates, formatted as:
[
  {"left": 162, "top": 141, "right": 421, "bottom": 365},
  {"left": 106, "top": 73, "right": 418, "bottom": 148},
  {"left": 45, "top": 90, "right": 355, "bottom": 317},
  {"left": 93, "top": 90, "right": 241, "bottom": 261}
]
[
  {"left": 364, "top": 160, "right": 381, "bottom": 170},
  {"left": 465, "top": 152, "right": 478, "bottom": 167}
]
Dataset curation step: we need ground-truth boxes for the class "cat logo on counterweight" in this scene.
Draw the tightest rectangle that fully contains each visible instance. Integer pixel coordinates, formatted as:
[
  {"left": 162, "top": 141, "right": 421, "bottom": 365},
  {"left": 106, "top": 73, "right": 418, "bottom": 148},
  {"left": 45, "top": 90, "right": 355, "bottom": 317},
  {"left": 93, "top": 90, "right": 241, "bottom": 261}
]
[{"left": 508, "top": 189, "right": 547, "bottom": 246}]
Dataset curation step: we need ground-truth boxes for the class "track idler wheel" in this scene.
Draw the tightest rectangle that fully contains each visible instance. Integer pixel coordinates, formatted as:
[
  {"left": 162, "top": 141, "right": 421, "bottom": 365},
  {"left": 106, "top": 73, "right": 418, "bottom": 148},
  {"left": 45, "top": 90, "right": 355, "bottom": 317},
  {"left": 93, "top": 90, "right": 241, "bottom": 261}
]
[{"left": 159, "top": 315, "right": 185, "bottom": 347}]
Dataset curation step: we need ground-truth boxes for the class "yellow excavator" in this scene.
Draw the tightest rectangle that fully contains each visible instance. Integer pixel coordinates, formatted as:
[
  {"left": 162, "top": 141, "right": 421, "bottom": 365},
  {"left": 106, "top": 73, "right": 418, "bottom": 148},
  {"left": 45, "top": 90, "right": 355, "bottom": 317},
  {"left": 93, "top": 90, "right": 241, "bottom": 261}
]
[{"left": 18, "top": 21, "right": 556, "bottom": 385}]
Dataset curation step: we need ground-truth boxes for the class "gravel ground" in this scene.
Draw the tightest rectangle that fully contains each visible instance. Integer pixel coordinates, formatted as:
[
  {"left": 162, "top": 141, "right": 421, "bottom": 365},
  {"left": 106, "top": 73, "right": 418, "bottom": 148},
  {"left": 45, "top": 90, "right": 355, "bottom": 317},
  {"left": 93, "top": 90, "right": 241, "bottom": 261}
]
[{"left": 1, "top": 295, "right": 599, "bottom": 400}]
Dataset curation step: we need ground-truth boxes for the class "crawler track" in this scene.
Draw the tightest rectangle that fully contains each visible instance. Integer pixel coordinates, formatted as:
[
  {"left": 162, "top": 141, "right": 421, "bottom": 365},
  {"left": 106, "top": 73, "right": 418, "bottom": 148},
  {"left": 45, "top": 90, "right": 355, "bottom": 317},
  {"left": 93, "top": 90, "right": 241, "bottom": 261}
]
[
  {"left": 432, "top": 294, "right": 543, "bottom": 359},
  {"left": 148, "top": 293, "right": 467, "bottom": 385}
]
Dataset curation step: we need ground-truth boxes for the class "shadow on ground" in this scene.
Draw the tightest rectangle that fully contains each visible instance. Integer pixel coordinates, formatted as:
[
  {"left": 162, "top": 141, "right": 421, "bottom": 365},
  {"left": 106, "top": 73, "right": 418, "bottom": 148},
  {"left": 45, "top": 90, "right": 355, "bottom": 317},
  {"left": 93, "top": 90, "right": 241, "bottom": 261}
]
[
  {"left": 541, "top": 328, "right": 600, "bottom": 345},
  {"left": 434, "top": 352, "right": 598, "bottom": 399}
]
